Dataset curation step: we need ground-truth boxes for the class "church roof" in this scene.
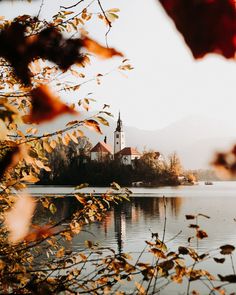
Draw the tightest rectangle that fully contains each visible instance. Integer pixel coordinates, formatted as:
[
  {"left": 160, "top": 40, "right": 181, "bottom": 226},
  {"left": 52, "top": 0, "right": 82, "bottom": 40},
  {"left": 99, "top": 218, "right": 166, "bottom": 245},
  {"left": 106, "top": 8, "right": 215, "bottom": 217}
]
[
  {"left": 118, "top": 147, "right": 141, "bottom": 156},
  {"left": 90, "top": 142, "right": 112, "bottom": 154}
]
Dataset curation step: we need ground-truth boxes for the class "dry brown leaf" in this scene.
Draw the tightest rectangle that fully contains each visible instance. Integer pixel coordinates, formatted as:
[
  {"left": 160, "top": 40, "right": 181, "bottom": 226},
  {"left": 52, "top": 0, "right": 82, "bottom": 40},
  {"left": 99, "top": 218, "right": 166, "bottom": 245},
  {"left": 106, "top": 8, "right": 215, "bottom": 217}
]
[
  {"left": 84, "top": 119, "right": 102, "bottom": 134},
  {"left": 220, "top": 244, "right": 235, "bottom": 255},
  {"left": 196, "top": 230, "right": 208, "bottom": 239}
]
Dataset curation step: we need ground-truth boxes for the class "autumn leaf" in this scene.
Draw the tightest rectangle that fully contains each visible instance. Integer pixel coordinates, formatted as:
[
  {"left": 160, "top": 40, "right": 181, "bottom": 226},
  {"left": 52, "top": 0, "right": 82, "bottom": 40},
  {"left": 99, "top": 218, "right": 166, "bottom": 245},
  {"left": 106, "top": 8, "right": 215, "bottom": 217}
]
[
  {"left": 218, "top": 274, "right": 236, "bottom": 283},
  {"left": 135, "top": 282, "right": 146, "bottom": 295},
  {"left": 84, "top": 119, "right": 102, "bottom": 134},
  {"left": 185, "top": 214, "right": 195, "bottom": 220},
  {"left": 188, "top": 224, "right": 199, "bottom": 229},
  {"left": 220, "top": 244, "right": 235, "bottom": 255},
  {"left": 56, "top": 247, "right": 65, "bottom": 258},
  {"left": 0, "top": 22, "right": 124, "bottom": 84},
  {"left": 178, "top": 246, "right": 189, "bottom": 255},
  {"left": 158, "top": 0, "right": 236, "bottom": 59},
  {"left": 24, "top": 225, "right": 56, "bottom": 242},
  {"left": 21, "top": 174, "right": 40, "bottom": 183},
  {"left": 23, "top": 85, "right": 77, "bottom": 124},
  {"left": 196, "top": 230, "right": 208, "bottom": 239},
  {"left": 96, "top": 116, "right": 109, "bottom": 126},
  {"left": 214, "top": 257, "right": 225, "bottom": 264},
  {"left": 82, "top": 36, "right": 123, "bottom": 59},
  {"left": 158, "top": 259, "right": 174, "bottom": 271},
  {"left": 150, "top": 248, "right": 166, "bottom": 259},
  {"left": 4, "top": 194, "right": 36, "bottom": 244}
]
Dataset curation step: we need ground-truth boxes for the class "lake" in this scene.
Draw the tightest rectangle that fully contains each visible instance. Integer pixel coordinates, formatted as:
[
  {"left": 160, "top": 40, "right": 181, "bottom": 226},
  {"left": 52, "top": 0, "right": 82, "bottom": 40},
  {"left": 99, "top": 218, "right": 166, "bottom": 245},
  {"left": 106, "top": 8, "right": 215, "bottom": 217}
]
[{"left": 29, "top": 182, "right": 236, "bottom": 294}]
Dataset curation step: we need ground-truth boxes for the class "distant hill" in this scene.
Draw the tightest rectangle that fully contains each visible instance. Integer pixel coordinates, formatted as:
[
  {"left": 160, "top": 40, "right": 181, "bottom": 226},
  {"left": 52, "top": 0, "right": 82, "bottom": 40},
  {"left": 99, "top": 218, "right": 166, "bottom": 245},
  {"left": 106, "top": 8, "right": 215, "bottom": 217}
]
[{"left": 24, "top": 114, "right": 236, "bottom": 169}]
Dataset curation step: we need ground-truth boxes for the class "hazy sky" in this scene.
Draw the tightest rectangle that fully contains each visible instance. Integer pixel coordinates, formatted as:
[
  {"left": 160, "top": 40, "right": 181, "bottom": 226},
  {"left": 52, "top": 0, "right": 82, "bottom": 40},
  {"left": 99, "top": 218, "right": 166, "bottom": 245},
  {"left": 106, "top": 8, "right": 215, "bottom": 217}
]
[{"left": 1, "top": 0, "right": 236, "bottom": 130}]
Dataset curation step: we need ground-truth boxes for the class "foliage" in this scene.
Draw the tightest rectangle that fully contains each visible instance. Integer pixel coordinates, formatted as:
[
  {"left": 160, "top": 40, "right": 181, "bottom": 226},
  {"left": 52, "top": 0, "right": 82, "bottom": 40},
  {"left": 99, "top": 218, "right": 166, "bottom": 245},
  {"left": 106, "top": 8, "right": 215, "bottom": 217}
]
[
  {"left": 0, "top": 0, "right": 235, "bottom": 294},
  {"left": 0, "top": 1, "right": 133, "bottom": 293}
]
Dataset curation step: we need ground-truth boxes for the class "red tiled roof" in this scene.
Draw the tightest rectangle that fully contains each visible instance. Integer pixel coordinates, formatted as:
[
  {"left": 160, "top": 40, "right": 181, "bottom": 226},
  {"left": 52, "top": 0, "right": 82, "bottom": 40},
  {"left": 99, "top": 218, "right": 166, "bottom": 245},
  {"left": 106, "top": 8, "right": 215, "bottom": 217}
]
[
  {"left": 90, "top": 142, "right": 112, "bottom": 154},
  {"left": 118, "top": 147, "right": 141, "bottom": 156}
]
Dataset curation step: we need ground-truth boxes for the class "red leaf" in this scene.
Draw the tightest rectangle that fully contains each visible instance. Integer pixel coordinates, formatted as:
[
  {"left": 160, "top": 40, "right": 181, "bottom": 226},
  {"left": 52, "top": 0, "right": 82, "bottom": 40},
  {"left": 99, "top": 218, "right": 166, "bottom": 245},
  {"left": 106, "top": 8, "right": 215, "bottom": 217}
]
[
  {"left": 82, "top": 37, "right": 123, "bottom": 59},
  {"left": 23, "top": 85, "right": 77, "bottom": 124},
  {"left": 196, "top": 230, "right": 208, "bottom": 239},
  {"left": 24, "top": 225, "right": 56, "bottom": 242},
  {"left": 159, "top": 0, "right": 236, "bottom": 59}
]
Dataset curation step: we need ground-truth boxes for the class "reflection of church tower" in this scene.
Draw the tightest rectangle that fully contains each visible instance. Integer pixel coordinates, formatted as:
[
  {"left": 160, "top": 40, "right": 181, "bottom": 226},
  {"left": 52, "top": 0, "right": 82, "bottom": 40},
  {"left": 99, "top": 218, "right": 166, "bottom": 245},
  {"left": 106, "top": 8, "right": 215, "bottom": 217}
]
[
  {"left": 114, "top": 206, "right": 126, "bottom": 254},
  {"left": 114, "top": 112, "right": 125, "bottom": 154}
]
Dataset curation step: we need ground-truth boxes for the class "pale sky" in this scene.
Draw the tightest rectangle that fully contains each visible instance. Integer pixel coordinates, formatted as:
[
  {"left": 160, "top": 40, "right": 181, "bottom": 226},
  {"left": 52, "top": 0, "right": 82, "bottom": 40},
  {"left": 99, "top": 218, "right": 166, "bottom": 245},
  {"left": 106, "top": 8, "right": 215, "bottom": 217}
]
[{"left": 1, "top": 0, "right": 236, "bottom": 130}]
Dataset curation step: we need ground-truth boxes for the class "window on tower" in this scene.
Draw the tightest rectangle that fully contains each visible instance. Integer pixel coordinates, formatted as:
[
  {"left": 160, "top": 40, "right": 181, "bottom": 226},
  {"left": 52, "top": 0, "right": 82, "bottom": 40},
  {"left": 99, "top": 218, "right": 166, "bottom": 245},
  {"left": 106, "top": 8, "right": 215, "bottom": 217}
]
[{"left": 116, "top": 134, "right": 119, "bottom": 138}]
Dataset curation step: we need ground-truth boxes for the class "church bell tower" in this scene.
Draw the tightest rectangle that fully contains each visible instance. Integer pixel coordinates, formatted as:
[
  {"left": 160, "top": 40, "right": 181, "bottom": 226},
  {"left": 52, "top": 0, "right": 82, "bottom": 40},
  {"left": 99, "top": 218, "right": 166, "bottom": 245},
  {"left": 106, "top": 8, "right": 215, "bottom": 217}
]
[{"left": 114, "top": 112, "right": 125, "bottom": 154}]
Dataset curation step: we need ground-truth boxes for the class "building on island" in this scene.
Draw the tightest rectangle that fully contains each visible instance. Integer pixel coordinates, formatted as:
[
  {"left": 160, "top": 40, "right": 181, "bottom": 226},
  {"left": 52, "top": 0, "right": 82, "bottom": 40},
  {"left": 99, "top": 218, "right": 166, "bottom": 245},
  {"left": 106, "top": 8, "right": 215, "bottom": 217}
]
[
  {"left": 117, "top": 147, "right": 141, "bottom": 165},
  {"left": 90, "top": 138, "right": 113, "bottom": 162},
  {"left": 90, "top": 112, "right": 141, "bottom": 165}
]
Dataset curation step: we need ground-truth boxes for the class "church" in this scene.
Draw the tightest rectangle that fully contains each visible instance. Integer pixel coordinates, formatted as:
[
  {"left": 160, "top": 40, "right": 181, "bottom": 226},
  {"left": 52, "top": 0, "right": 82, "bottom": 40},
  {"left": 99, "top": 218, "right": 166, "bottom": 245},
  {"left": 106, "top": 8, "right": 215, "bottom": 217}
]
[{"left": 90, "top": 113, "right": 141, "bottom": 165}]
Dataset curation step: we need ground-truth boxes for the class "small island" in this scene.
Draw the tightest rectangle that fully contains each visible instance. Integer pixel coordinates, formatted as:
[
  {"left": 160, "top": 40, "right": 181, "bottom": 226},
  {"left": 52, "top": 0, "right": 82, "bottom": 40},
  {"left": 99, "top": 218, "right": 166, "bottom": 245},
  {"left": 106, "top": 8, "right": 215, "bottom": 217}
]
[{"left": 40, "top": 113, "right": 196, "bottom": 187}]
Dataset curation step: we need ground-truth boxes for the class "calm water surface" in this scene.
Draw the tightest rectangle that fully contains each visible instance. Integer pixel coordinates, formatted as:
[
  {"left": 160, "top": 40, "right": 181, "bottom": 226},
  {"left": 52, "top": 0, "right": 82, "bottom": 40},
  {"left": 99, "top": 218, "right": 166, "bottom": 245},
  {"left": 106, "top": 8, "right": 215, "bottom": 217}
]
[{"left": 30, "top": 182, "right": 236, "bottom": 294}]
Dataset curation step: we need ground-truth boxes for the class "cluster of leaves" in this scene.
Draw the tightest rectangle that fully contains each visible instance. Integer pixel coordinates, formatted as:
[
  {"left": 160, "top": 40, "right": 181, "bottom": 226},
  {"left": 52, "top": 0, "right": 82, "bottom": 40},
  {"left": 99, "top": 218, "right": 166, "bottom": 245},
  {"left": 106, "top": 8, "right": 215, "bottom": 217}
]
[
  {"left": 0, "top": 187, "right": 132, "bottom": 293},
  {"left": 0, "top": 1, "right": 134, "bottom": 293},
  {"left": 0, "top": 19, "right": 122, "bottom": 85}
]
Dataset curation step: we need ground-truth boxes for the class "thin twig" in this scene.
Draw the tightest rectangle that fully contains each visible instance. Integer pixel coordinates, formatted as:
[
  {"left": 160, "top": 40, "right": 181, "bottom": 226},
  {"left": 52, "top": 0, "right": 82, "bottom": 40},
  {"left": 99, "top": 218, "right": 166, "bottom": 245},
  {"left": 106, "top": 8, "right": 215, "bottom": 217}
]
[
  {"left": 60, "top": 0, "right": 85, "bottom": 10},
  {"left": 37, "top": 0, "right": 45, "bottom": 18},
  {"left": 230, "top": 254, "right": 236, "bottom": 275},
  {"left": 97, "top": 0, "right": 112, "bottom": 47}
]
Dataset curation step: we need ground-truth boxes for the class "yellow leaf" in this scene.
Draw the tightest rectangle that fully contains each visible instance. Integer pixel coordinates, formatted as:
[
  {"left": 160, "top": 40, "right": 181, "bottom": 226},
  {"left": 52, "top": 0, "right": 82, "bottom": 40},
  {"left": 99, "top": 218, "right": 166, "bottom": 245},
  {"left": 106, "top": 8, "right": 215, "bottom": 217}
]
[
  {"left": 135, "top": 282, "right": 146, "bottom": 295},
  {"left": 96, "top": 116, "right": 109, "bottom": 126},
  {"left": 75, "top": 194, "right": 86, "bottom": 205},
  {"left": 62, "top": 133, "right": 70, "bottom": 145},
  {"left": 16, "top": 130, "right": 25, "bottom": 138},
  {"left": 69, "top": 133, "right": 78, "bottom": 144},
  {"left": 35, "top": 160, "right": 45, "bottom": 169},
  {"left": 84, "top": 119, "right": 102, "bottom": 134},
  {"left": 77, "top": 129, "right": 84, "bottom": 137},
  {"left": 107, "top": 8, "right": 120, "bottom": 13},
  {"left": 21, "top": 175, "right": 40, "bottom": 183},
  {"left": 56, "top": 247, "right": 65, "bottom": 258},
  {"left": 50, "top": 140, "right": 57, "bottom": 149},
  {"left": 43, "top": 141, "right": 53, "bottom": 153}
]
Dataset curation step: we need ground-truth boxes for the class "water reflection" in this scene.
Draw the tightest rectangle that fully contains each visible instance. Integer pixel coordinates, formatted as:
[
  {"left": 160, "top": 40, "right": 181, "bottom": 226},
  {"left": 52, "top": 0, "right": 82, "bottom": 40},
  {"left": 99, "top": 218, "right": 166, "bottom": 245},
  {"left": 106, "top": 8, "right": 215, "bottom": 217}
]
[
  {"left": 103, "top": 197, "right": 183, "bottom": 253},
  {"left": 34, "top": 196, "right": 183, "bottom": 253},
  {"left": 32, "top": 185, "right": 236, "bottom": 294},
  {"left": 33, "top": 191, "right": 236, "bottom": 256}
]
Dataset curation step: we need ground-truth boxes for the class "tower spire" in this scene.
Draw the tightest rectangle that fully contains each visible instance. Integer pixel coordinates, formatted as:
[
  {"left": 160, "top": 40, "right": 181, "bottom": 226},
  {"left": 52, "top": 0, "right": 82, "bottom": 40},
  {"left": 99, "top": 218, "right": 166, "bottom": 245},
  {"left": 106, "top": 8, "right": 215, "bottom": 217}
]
[
  {"left": 114, "top": 111, "right": 125, "bottom": 154},
  {"left": 116, "top": 111, "right": 123, "bottom": 132}
]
